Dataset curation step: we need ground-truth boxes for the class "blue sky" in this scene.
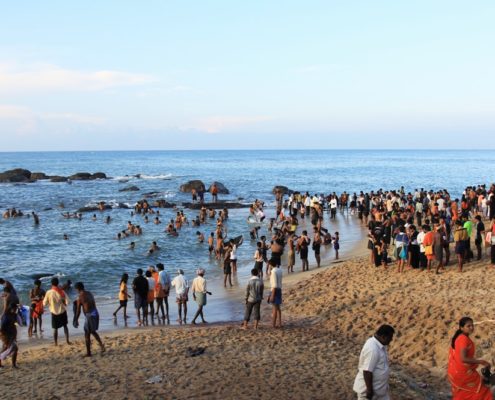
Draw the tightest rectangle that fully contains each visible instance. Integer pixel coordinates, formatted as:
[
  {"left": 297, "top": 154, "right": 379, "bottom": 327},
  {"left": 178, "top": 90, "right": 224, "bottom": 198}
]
[{"left": 0, "top": 1, "right": 494, "bottom": 150}]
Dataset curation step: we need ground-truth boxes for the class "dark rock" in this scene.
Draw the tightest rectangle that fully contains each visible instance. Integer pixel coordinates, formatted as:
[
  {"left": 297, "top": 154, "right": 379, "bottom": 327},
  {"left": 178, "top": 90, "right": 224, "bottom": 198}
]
[
  {"left": 153, "top": 199, "right": 176, "bottom": 208},
  {"left": 179, "top": 180, "right": 205, "bottom": 193},
  {"left": 68, "top": 172, "right": 92, "bottom": 180},
  {"left": 77, "top": 205, "right": 112, "bottom": 213},
  {"left": 143, "top": 192, "right": 161, "bottom": 198},
  {"left": 272, "top": 185, "right": 293, "bottom": 195},
  {"left": 50, "top": 176, "right": 68, "bottom": 182},
  {"left": 30, "top": 172, "right": 48, "bottom": 180},
  {"left": 207, "top": 181, "right": 229, "bottom": 194},
  {"left": 91, "top": 172, "right": 107, "bottom": 179},
  {"left": 117, "top": 203, "right": 131, "bottom": 209},
  {"left": 43, "top": 208, "right": 53, "bottom": 211},
  {"left": 119, "top": 185, "right": 140, "bottom": 192},
  {"left": 183, "top": 202, "right": 249, "bottom": 210},
  {"left": 0, "top": 168, "right": 32, "bottom": 183}
]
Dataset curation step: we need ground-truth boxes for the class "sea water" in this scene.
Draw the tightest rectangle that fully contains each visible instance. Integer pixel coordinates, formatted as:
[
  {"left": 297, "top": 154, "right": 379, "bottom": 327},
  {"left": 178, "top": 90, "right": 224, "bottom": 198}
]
[{"left": 0, "top": 150, "right": 494, "bottom": 329}]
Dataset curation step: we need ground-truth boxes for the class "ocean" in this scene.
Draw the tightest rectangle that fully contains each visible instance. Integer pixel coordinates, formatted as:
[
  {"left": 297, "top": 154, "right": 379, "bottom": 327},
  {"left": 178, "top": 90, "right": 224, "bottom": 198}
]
[{"left": 0, "top": 149, "right": 494, "bottom": 328}]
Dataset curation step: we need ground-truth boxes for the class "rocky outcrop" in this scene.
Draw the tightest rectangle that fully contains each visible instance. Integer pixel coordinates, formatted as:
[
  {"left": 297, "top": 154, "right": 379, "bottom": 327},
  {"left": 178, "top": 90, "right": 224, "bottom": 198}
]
[
  {"left": 179, "top": 180, "right": 205, "bottom": 193},
  {"left": 77, "top": 205, "right": 111, "bottom": 212},
  {"left": 0, "top": 168, "right": 32, "bottom": 183},
  {"left": 153, "top": 199, "right": 176, "bottom": 208},
  {"left": 119, "top": 185, "right": 140, "bottom": 192},
  {"left": 272, "top": 185, "right": 293, "bottom": 195},
  {"left": 207, "top": 181, "right": 229, "bottom": 194},
  {"left": 68, "top": 172, "right": 92, "bottom": 180},
  {"left": 50, "top": 176, "right": 68, "bottom": 182},
  {"left": 91, "top": 172, "right": 107, "bottom": 179},
  {"left": 30, "top": 172, "right": 48, "bottom": 180}
]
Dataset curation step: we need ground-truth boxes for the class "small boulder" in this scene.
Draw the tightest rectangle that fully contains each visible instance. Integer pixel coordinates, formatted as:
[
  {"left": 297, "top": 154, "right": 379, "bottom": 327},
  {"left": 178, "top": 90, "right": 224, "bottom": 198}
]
[
  {"left": 0, "top": 168, "right": 32, "bottom": 183},
  {"left": 153, "top": 199, "right": 175, "bottom": 208},
  {"left": 272, "top": 185, "right": 293, "bottom": 195},
  {"left": 119, "top": 185, "right": 140, "bottom": 192},
  {"left": 207, "top": 181, "right": 229, "bottom": 194},
  {"left": 179, "top": 180, "right": 205, "bottom": 193},
  {"left": 30, "top": 172, "right": 48, "bottom": 180},
  {"left": 50, "top": 176, "right": 68, "bottom": 182},
  {"left": 69, "top": 172, "right": 92, "bottom": 180},
  {"left": 91, "top": 172, "right": 107, "bottom": 179}
]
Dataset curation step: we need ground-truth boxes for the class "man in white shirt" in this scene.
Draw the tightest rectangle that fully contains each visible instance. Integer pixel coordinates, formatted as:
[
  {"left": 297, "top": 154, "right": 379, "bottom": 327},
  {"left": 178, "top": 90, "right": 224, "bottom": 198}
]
[
  {"left": 171, "top": 269, "right": 189, "bottom": 324},
  {"left": 268, "top": 260, "right": 283, "bottom": 328},
  {"left": 353, "top": 325, "right": 395, "bottom": 400}
]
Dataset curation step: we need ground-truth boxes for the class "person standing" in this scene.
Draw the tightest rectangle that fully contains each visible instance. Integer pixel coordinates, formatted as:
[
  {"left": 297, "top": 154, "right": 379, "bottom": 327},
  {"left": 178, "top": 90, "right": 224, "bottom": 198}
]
[
  {"left": 268, "top": 261, "right": 282, "bottom": 328},
  {"left": 297, "top": 231, "right": 311, "bottom": 272},
  {"left": 474, "top": 215, "right": 485, "bottom": 261},
  {"left": 191, "top": 269, "right": 211, "bottom": 325},
  {"left": 132, "top": 269, "right": 148, "bottom": 327},
  {"left": 156, "top": 263, "right": 171, "bottom": 324},
  {"left": 73, "top": 282, "right": 105, "bottom": 357},
  {"left": 0, "top": 304, "right": 18, "bottom": 368},
  {"left": 171, "top": 269, "right": 189, "bottom": 324},
  {"left": 490, "top": 217, "right": 495, "bottom": 268},
  {"left": 353, "top": 324, "right": 395, "bottom": 400},
  {"left": 113, "top": 273, "right": 130, "bottom": 321},
  {"left": 242, "top": 268, "right": 264, "bottom": 330},
  {"left": 230, "top": 239, "right": 238, "bottom": 273},
  {"left": 43, "top": 277, "right": 71, "bottom": 346},
  {"left": 211, "top": 183, "right": 218, "bottom": 203},
  {"left": 28, "top": 279, "right": 45, "bottom": 337}
]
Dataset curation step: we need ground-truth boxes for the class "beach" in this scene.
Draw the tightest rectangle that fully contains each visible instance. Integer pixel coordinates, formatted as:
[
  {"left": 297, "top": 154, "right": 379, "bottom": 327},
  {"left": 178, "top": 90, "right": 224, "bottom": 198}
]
[{"left": 5, "top": 248, "right": 495, "bottom": 399}]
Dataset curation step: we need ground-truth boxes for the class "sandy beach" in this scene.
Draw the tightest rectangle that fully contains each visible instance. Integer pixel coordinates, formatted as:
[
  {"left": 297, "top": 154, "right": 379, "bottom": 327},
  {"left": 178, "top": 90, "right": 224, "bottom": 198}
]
[{"left": 5, "top": 245, "right": 495, "bottom": 399}]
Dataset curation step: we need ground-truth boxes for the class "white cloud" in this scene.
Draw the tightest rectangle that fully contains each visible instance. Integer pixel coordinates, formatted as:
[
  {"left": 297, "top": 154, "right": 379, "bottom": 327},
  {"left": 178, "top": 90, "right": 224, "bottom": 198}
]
[
  {"left": 0, "top": 104, "right": 105, "bottom": 136},
  {"left": 187, "top": 115, "right": 273, "bottom": 133},
  {"left": 0, "top": 62, "right": 156, "bottom": 92}
]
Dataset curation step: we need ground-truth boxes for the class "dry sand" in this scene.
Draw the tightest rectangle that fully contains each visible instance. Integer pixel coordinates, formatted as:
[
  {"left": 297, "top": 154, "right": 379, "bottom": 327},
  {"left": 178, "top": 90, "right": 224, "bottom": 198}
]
[{"left": 3, "top": 252, "right": 495, "bottom": 399}]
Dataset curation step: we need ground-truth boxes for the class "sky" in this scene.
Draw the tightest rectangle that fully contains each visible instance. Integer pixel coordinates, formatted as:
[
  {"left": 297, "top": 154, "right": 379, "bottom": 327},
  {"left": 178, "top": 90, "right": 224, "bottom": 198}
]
[{"left": 0, "top": 1, "right": 494, "bottom": 151}]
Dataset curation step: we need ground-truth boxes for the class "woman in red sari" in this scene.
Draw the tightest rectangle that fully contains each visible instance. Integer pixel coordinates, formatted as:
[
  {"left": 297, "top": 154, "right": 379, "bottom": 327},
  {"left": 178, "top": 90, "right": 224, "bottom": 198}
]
[{"left": 448, "top": 317, "right": 493, "bottom": 399}]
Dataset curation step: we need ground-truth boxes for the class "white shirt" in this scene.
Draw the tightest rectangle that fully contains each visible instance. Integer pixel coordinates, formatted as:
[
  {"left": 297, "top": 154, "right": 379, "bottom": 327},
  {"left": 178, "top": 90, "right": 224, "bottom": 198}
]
[
  {"left": 353, "top": 336, "right": 390, "bottom": 395},
  {"left": 330, "top": 198, "right": 338, "bottom": 209},
  {"left": 230, "top": 244, "right": 237, "bottom": 260},
  {"left": 417, "top": 231, "right": 426, "bottom": 252},
  {"left": 171, "top": 274, "right": 188, "bottom": 296},
  {"left": 270, "top": 267, "right": 283, "bottom": 289}
]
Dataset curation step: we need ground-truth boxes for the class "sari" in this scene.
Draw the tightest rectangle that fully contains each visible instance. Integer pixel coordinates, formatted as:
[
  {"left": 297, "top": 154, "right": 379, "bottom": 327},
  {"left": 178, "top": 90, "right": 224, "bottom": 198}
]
[{"left": 447, "top": 334, "right": 492, "bottom": 399}]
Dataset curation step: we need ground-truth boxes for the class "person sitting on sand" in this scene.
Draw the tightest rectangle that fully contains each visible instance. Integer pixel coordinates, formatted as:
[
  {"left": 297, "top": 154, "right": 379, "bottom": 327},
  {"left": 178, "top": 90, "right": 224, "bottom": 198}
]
[
  {"left": 73, "top": 282, "right": 105, "bottom": 357},
  {"left": 353, "top": 324, "right": 395, "bottom": 400},
  {"left": 242, "top": 268, "right": 264, "bottom": 330},
  {"left": 191, "top": 269, "right": 211, "bottom": 325},
  {"left": 448, "top": 317, "right": 492, "bottom": 399}
]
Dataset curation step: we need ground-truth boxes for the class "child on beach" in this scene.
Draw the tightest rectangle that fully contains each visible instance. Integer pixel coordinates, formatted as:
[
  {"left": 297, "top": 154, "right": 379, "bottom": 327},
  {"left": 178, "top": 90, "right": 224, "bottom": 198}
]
[{"left": 113, "top": 273, "right": 130, "bottom": 320}]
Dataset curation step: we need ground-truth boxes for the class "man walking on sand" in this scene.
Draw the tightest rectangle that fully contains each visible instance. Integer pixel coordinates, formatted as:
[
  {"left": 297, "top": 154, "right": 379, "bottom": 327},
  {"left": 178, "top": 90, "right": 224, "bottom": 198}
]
[
  {"left": 73, "top": 282, "right": 105, "bottom": 357},
  {"left": 268, "top": 260, "right": 282, "bottom": 328},
  {"left": 353, "top": 324, "right": 395, "bottom": 400},
  {"left": 43, "top": 277, "right": 71, "bottom": 346}
]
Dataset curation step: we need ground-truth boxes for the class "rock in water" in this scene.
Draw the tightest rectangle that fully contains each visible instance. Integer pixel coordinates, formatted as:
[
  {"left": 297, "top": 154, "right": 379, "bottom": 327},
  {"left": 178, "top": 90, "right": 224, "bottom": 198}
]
[
  {"left": 179, "top": 180, "right": 205, "bottom": 193},
  {"left": 119, "top": 185, "right": 140, "bottom": 192},
  {"left": 0, "top": 168, "right": 32, "bottom": 183},
  {"left": 50, "top": 176, "right": 68, "bottom": 182},
  {"left": 272, "top": 185, "right": 293, "bottom": 195},
  {"left": 207, "top": 181, "right": 229, "bottom": 194},
  {"left": 30, "top": 172, "right": 49, "bottom": 180}
]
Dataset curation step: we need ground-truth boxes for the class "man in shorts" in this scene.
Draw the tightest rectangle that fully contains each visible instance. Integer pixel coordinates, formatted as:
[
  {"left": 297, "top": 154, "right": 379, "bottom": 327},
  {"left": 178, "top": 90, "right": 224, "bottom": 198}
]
[
  {"left": 242, "top": 268, "right": 264, "bottom": 330},
  {"left": 73, "top": 282, "right": 105, "bottom": 357},
  {"left": 43, "top": 277, "right": 71, "bottom": 346},
  {"left": 171, "top": 269, "right": 189, "bottom": 324},
  {"left": 132, "top": 268, "right": 149, "bottom": 326}
]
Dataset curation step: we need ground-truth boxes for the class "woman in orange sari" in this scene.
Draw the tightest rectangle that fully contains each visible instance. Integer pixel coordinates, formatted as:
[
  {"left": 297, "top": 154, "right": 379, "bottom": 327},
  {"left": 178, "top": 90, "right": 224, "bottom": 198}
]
[{"left": 448, "top": 317, "right": 492, "bottom": 399}]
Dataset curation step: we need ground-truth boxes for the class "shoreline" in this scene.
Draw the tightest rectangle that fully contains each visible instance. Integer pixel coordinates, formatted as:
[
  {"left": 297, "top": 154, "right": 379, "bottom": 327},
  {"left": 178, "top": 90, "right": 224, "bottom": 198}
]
[{"left": 17, "top": 230, "right": 370, "bottom": 350}]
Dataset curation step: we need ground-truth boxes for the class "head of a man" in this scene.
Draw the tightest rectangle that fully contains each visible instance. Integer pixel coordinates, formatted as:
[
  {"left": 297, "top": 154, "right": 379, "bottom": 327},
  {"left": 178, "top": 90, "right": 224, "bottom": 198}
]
[
  {"left": 375, "top": 324, "right": 395, "bottom": 346},
  {"left": 75, "top": 282, "right": 85, "bottom": 292}
]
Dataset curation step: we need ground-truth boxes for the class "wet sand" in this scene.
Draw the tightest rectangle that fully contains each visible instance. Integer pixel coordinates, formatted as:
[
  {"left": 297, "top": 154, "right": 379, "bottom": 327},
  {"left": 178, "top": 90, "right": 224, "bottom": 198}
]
[{"left": 5, "top": 242, "right": 495, "bottom": 399}]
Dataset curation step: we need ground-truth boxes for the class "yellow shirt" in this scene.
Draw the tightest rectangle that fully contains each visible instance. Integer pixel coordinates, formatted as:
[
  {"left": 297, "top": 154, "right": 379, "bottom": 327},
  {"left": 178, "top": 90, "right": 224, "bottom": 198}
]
[
  {"left": 43, "top": 288, "right": 69, "bottom": 315},
  {"left": 119, "top": 282, "right": 128, "bottom": 301}
]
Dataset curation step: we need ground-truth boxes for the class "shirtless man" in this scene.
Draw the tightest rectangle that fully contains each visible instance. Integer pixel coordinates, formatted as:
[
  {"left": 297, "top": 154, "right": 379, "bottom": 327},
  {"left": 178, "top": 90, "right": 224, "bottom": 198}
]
[{"left": 73, "top": 282, "right": 105, "bottom": 357}]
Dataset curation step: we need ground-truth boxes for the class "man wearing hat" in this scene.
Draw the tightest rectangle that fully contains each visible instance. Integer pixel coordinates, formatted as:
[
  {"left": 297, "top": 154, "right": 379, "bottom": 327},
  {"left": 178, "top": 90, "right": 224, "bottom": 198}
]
[
  {"left": 190, "top": 268, "right": 211, "bottom": 325},
  {"left": 171, "top": 269, "right": 189, "bottom": 324}
]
